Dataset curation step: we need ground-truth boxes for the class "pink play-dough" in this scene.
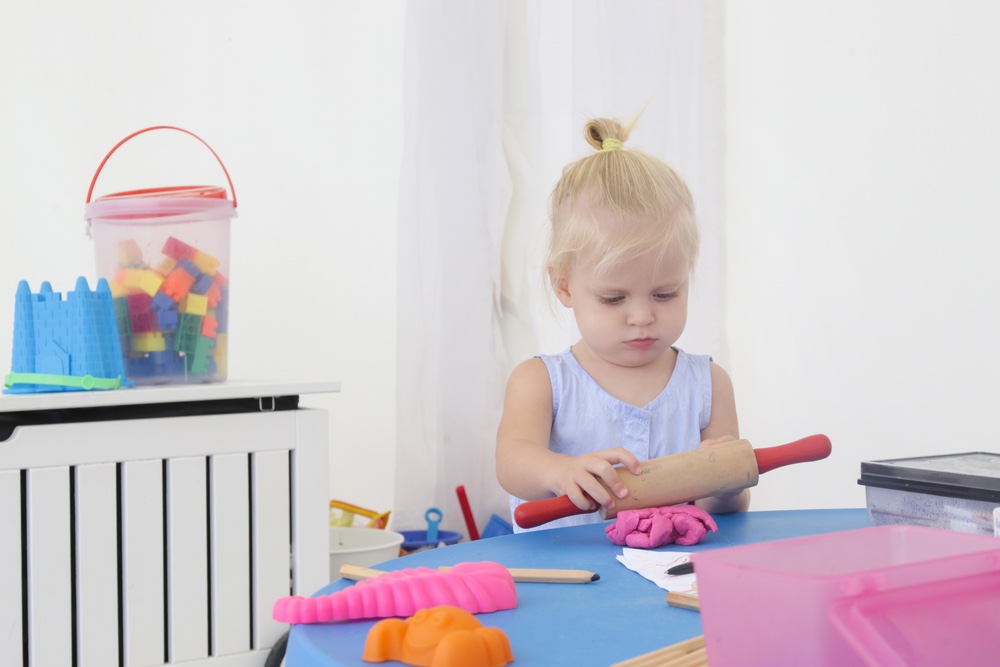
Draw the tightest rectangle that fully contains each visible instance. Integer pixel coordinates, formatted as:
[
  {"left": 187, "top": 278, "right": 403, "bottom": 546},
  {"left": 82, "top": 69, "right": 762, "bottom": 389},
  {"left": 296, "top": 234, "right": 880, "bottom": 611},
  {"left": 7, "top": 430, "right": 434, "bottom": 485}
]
[
  {"left": 272, "top": 561, "right": 517, "bottom": 624},
  {"left": 605, "top": 505, "right": 718, "bottom": 548}
]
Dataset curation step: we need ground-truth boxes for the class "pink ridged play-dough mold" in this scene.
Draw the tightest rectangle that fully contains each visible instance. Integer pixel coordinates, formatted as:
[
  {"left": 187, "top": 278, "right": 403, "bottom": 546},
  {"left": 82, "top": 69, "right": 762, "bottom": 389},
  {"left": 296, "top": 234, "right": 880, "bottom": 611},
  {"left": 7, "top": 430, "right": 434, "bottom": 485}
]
[{"left": 273, "top": 561, "right": 517, "bottom": 624}]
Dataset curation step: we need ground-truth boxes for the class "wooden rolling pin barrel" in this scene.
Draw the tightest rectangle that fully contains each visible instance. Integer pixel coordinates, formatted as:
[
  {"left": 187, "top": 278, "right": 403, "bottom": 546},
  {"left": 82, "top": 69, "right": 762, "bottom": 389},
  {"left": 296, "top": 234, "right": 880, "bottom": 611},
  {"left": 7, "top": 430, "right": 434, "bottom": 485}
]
[{"left": 514, "top": 435, "right": 832, "bottom": 529}]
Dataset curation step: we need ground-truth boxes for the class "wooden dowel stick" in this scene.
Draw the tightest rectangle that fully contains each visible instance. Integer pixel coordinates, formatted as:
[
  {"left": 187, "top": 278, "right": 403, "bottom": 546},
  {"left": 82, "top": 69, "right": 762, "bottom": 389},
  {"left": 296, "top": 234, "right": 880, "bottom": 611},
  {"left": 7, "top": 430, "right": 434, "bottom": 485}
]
[
  {"left": 664, "top": 649, "right": 708, "bottom": 667},
  {"left": 610, "top": 636, "right": 706, "bottom": 667},
  {"left": 627, "top": 635, "right": 704, "bottom": 661},
  {"left": 339, "top": 564, "right": 385, "bottom": 581},
  {"left": 628, "top": 650, "right": 703, "bottom": 667},
  {"left": 665, "top": 591, "right": 701, "bottom": 611},
  {"left": 339, "top": 563, "right": 599, "bottom": 584}
]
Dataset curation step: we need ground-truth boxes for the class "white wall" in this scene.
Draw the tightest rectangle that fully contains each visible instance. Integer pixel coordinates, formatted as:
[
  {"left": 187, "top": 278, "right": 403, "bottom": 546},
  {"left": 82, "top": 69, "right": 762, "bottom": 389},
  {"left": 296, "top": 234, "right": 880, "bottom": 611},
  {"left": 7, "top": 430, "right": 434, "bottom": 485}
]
[
  {"left": 724, "top": 2, "right": 1000, "bottom": 509},
  {"left": 0, "top": 2, "right": 405, "bottom": 514},
  {"left": 5, "top": 2, "right": 998, "bottom": 517}
]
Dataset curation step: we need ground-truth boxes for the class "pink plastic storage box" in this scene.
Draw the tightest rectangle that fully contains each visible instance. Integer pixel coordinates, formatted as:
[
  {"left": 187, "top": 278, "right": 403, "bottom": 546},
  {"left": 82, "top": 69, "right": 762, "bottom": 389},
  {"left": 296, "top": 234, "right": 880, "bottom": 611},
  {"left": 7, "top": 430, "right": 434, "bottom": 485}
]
[{"left": 695, "top": 525, "right": 1000, "bottom": 667}]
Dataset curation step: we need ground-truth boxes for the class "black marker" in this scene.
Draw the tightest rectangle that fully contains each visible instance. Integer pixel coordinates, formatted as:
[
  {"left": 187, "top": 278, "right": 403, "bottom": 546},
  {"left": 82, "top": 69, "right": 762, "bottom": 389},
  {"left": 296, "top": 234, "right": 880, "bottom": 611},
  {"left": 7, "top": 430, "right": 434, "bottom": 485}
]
[{"left": 666, "top": 561, "right": 694, "bottom": 576}]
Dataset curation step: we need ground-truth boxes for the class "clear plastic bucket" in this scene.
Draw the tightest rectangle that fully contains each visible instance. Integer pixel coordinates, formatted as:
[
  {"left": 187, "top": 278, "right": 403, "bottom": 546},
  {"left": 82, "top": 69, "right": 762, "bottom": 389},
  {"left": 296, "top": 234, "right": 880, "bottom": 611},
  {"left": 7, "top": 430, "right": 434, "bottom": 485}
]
[{"left": 84, "top": 126, "right": 237, "bottom": 385}]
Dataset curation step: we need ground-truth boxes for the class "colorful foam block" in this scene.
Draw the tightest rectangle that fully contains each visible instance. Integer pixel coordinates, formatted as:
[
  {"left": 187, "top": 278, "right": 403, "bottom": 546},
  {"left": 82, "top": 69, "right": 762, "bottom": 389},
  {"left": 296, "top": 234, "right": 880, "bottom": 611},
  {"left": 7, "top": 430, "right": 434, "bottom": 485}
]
[
  {"left": 126, "top": 293, "right": 155, "bottom": 333},
  {"left": 156, "top": 308, "right": 178, "bottom": 332},
  {"left": 160, "top": 266, "right": 197, "bottom": 302},
  {"left": 131, "top": 332, "right": 166, "bottom": 353},
  {"left": 154, "top": 256, "right": 178, "bottom": 276},
  {"left": 202, "top": 283, "right": 223, "bottom": 308},
  {"left": 190, "top": 250, "right": 221, "bottom": 275},
  {"left": 162, "top": 236, "right": 196, "bottom": 261},
  {"left": 137, "top": 270, "right": 164, "bottom": 297},
  {"left": 200, "top": 315, "right": 218, "bottom": 338},
  {"left": 118, "top": 239, "right": 144, "bottom": 267},
  {"left": 180, "top": 293, "right": 208, "bottom": 316},
  {"left": 100, "top": 235, "right": 229, "bottom": 382}
]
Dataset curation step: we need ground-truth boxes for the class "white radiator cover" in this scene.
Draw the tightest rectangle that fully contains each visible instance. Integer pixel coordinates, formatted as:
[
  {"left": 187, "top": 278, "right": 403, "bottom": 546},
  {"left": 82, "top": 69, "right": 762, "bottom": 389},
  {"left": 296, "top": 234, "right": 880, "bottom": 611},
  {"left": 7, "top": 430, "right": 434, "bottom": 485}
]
[{"left": 0, "top": 407, "right": 329, "bottom": 667}]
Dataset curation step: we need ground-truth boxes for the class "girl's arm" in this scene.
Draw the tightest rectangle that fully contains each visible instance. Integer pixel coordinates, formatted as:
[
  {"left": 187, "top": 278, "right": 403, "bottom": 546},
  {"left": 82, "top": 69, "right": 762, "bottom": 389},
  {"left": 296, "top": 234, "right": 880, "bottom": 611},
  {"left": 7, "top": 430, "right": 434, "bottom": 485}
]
[
  {"left": 694, "top": 362, "right": 751, "bottom": 513},
  {"left": 495, "top": 358, "right": 641, "bottom": 512}
]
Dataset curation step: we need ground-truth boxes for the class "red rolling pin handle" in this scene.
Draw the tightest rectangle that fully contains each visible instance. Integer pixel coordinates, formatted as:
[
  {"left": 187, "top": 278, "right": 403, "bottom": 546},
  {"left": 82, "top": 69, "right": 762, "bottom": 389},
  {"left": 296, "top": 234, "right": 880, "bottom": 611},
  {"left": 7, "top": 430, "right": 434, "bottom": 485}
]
[
  {"left": 513, "top": 495, "right": 594, "bottom": 530},
  {"left": 753, "top": 434, "right": 832, "bottom": 474}
]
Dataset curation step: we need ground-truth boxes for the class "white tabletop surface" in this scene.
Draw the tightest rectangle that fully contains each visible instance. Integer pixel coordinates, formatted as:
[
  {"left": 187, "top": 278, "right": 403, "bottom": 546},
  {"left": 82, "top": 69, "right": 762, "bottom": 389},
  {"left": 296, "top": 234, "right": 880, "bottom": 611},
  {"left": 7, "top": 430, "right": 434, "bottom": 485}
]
[{"left": 0, "top": 379, "right": 340, "bottom": 413}]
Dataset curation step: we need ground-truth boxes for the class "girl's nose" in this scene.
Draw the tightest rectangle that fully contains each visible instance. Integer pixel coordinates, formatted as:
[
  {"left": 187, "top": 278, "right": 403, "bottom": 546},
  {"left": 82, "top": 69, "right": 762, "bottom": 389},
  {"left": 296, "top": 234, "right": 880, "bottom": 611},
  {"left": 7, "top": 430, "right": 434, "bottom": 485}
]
[{"left": 627, "top": 303, "right": 655, "bottom": 326}]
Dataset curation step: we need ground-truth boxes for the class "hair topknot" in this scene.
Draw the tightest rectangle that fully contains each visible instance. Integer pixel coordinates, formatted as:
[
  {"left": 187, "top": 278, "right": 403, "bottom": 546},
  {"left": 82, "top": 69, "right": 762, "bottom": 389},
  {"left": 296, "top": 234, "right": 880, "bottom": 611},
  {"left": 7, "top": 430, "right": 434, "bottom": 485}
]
[{"left": 584, "top": 118, "right": 631, "bottom": 152}]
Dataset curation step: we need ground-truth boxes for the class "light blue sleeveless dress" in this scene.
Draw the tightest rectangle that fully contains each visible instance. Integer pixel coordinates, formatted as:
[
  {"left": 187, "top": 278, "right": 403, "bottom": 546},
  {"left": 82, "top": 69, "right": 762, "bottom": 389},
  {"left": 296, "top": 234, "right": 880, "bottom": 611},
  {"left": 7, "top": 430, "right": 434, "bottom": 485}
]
[{"left": 510, "top": 346, "right": 713, "bottom": 532}]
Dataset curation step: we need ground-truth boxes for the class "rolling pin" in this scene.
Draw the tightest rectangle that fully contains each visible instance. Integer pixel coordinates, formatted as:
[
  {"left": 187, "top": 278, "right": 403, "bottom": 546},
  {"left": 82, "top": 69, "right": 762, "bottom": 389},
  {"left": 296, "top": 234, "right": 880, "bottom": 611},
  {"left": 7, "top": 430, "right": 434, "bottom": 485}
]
[{"left": 513, "top": 434, "right": 832, "bottom": 529}]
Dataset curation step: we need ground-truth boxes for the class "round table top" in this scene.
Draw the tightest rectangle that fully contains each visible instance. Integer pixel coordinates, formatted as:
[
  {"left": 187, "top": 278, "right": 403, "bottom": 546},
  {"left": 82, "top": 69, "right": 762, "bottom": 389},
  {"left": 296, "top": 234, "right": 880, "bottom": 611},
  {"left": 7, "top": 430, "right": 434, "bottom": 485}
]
[{"left": 286, "top": 508, "right": 870, "bottom": 666}]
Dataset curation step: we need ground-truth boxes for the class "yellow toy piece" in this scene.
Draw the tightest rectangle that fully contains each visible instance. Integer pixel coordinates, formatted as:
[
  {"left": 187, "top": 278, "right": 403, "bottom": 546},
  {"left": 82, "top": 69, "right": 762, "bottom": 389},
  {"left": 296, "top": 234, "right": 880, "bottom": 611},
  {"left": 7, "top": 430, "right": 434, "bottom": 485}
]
[
  {"left": 213, "top": 334, "right": 228, "bottom": 375},
  {"left": 154, "top": 256, "right": 178, "bottom": 276},
  {"left": 330, "top": 499, "right": 390, "bottom": 529},
  {"left": 117, "top": 239, "right": 144, "bottom": 267},
  {"left": 107, "top": 279, "right": 132, "bottom": 298},
  {"left": 190, "top": 249, "right": 221, "bottom": 275},
  {"left": 115, "top": 268, "right": 143, "bottom": 290},
  {"left": 114, "top": 267, "right": 166, "bottom": 297},
  {"left": 131, "top": 332, "right": 166, "bottom": 353},
  {"left": 179, "top": 292, "right": 208, "bottom": 316},
  {"left": 137, "top": 270, "right": 164, "bottom": 297}
]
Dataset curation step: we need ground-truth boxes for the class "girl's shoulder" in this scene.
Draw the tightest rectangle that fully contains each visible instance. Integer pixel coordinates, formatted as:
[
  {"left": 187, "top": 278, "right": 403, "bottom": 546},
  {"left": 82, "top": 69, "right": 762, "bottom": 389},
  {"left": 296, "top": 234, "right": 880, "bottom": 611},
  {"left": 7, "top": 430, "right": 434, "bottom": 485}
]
[
  {"left": 502, "top": 357, "right": 554, "bottom": 411},
  {"left": 506, "top": 356, "right": 551, "bottom": 390},
  {"left": 673, "top": 346, "right": 711, "bottom": 362},
  {"left": 510, "top": 355, "right": 548, "bottom": 376},
  {"left": 536, "top": 347, "right": 574, "bottom": 362},
  {"left": 534, "top": 347, "right": 578, "bottom": 374},
  {"left": 672, "top": 347, "right": 713, "bottom": 374}
]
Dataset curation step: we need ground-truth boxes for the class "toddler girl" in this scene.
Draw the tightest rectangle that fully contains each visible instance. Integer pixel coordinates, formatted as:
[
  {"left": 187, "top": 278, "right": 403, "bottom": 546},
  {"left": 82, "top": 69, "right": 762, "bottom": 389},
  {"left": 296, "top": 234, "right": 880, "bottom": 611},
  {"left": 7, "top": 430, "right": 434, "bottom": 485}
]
[{"left": 496, "top": 117, "right": 749, "bottom": 531}]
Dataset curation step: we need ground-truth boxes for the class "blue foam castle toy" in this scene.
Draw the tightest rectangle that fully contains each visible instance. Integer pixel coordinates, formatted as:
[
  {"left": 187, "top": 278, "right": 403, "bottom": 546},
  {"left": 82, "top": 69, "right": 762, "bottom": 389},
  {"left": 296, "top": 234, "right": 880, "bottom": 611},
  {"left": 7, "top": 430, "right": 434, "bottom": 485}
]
[{"left": 4, "top": 277, "right": 133, "bottom": 393}]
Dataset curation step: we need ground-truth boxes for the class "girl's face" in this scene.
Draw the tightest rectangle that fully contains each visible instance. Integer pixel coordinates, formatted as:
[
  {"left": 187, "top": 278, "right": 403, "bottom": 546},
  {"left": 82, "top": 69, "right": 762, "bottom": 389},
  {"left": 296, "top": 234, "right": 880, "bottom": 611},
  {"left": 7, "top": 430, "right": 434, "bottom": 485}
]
[{"left": 555, "top": 248, "right": 690, "bottom": 369}]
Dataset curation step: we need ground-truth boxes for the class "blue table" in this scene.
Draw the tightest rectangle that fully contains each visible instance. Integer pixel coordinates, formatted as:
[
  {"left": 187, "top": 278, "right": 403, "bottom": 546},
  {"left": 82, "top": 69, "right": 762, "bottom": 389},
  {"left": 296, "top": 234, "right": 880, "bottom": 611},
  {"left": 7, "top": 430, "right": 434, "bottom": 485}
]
[{"left": 286, "top": 509, "right": 870, "bottom": 666}]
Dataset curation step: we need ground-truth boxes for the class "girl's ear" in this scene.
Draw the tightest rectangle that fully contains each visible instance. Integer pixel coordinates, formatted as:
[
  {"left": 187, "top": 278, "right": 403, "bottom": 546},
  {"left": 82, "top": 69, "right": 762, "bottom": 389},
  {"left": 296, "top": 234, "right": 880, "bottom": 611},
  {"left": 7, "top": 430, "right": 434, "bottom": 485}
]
[{"left": 553, "top": 275, "right": 573, "bottom": 307}]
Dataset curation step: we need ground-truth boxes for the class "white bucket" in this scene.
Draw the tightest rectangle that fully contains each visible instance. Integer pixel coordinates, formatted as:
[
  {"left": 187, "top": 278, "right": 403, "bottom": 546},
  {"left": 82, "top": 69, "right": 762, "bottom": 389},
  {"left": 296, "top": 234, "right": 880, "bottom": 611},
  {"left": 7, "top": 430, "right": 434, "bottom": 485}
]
[{"left": 329, "top": 527, "right": 404, "bottom": 580}]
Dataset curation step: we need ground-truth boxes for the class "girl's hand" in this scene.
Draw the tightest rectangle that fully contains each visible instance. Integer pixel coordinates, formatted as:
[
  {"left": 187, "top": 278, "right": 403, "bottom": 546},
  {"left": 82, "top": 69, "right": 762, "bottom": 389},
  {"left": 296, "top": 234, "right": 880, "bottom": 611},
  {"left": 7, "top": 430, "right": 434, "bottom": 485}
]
[{"left": 547, "top": 448, "right": 643, "bottom": 511}]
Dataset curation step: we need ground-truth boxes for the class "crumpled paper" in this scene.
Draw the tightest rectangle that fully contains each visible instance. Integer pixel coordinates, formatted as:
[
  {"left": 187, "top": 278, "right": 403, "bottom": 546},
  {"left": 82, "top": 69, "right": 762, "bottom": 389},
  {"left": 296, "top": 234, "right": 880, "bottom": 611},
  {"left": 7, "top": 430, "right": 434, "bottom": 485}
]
[
  {"left": 616, "top": 548, "right": 697, "bottom": 592},
  {"left": 604, "top": 504, "right": 718, "bottom": 548}
]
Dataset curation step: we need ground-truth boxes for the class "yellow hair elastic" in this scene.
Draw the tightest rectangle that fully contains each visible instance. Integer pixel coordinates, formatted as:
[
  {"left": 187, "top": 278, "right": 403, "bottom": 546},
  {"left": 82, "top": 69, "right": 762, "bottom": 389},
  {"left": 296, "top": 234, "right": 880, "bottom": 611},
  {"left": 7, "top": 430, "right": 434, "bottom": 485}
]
[{"left": 600, "top": 138, "right": 623, "bottom": 152}]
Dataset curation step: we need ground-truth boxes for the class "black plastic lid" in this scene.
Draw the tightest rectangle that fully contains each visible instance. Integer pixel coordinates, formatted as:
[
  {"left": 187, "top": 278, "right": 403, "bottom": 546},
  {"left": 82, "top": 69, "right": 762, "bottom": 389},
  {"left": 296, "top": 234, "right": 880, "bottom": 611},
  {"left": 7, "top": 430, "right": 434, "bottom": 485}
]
[{"left": 858, "top": 452, "right": 1000, "bottom": 503}]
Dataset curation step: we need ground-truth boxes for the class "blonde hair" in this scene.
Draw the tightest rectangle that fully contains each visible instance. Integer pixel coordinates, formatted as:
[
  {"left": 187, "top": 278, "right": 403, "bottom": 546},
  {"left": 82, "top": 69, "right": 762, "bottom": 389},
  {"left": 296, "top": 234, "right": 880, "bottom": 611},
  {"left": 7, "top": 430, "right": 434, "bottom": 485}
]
[{"left": 547, "top": 117, "right": 699, "bottom": 286}]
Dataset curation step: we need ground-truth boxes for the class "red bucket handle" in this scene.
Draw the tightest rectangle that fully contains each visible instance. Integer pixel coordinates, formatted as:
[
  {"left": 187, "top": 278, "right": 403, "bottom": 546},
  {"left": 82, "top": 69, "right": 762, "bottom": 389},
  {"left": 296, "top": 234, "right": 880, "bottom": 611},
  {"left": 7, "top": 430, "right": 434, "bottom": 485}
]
[{"left": 86, "top": 125, "right": 238, "bottom": 208}]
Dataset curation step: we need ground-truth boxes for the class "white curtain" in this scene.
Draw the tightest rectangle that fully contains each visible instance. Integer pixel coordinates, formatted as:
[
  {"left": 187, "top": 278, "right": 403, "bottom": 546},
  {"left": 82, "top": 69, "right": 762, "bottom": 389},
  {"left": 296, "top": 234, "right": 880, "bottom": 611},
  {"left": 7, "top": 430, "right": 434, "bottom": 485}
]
[{"left": 395, "top": 0, "right": 725, "bottom": 536}]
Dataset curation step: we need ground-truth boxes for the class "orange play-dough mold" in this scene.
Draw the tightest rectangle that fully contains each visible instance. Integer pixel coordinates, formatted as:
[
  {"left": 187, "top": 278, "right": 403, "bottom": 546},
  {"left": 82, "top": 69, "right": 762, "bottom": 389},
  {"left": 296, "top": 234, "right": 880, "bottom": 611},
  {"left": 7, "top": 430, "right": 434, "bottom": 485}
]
[{"left": 363, "top": 605, "right": 513, "bottom": 667}]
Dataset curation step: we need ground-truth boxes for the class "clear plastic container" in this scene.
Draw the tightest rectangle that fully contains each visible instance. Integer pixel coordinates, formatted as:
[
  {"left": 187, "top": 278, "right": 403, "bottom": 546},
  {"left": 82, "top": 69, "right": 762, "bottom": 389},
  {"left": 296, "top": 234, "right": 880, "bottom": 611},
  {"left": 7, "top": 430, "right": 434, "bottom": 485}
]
[
  {"left": 695, "top": 525, "right": 1000, "bottom": 666},
  {"left": 85, "top": 127, "right": 237, "bottom": 385},
  {"left": 859, "top": 452, "right": 1000, "bottom": 535}
]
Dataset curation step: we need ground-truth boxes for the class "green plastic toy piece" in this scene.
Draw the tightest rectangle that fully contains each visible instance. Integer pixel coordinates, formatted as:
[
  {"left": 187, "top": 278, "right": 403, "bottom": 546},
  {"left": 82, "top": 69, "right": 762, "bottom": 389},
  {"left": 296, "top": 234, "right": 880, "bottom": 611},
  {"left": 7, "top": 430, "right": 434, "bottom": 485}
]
[{"left": 4, "top": 372, "right": 122, "bottom": 391}]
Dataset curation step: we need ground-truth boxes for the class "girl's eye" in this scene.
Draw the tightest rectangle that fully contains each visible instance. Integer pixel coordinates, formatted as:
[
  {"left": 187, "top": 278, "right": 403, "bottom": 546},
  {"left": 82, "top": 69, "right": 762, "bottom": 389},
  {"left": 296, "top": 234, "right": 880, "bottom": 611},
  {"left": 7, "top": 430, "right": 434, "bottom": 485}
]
[
  {"left": 598, "top": 295, "right": 625, "bottom": 305},
  {"left": 654, "top": 291, "right": 679, "bottom": 301}
]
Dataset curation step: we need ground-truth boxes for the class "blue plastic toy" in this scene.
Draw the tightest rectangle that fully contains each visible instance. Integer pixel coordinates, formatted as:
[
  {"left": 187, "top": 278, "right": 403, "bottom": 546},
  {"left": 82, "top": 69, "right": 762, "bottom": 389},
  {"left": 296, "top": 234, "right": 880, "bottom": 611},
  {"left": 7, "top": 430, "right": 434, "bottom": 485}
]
[
  {"left": 481, "top": 514, "right": 514, "bottom": 539},
  {"left": 424, "top": 507, "right": 442, "bottom": 542},
  {"left": 400, "top": 508, "right": 462, "bottom": 551},
  {"left": 4, "top": 277, "right": 132, "bottom": 393}
]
